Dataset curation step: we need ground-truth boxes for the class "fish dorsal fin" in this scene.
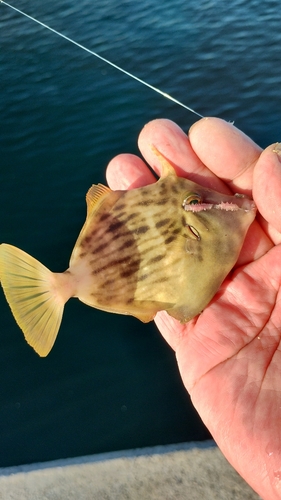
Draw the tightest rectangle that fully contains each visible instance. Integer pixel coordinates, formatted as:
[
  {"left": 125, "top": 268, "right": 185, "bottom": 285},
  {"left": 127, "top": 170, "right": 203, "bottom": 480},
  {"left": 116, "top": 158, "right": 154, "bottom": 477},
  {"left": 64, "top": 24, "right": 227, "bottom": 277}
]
[
  {"left": 86, "top": 183, "right": 111, "bottom": 216},
  {"left": 150, "top": 145, "right": 177, "bottom": 179}
]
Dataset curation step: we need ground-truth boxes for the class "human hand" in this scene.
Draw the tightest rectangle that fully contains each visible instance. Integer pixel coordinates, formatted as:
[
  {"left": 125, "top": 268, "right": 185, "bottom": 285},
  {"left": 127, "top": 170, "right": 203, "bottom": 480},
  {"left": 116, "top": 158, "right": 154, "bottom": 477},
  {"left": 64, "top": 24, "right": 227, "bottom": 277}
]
[{"left": 106, "top": 117, "right": 281, "bottom": 500}]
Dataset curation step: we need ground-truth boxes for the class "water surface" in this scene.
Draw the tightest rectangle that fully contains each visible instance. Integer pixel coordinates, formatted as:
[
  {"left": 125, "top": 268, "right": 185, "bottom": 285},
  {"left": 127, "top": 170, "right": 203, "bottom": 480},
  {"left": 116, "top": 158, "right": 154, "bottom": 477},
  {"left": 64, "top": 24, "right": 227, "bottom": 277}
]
[{"left": 0, "top": 0, "right": 280, "bottom": 467}]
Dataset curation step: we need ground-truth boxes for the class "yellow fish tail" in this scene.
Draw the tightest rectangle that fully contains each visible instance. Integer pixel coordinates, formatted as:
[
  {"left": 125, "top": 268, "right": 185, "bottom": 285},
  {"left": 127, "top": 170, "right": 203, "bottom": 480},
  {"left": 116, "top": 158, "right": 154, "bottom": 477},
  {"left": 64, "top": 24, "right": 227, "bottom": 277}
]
[{"left": 0, "top": 244, "right": 72, "bottom": 357}]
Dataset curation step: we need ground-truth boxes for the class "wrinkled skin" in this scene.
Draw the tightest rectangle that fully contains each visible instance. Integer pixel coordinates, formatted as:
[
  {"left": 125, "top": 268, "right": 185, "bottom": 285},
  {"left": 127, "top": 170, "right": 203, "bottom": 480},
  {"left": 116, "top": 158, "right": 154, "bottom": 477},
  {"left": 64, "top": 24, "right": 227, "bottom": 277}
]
[{"left": 106, "top": 117, "right": 281, "bottom": 500}]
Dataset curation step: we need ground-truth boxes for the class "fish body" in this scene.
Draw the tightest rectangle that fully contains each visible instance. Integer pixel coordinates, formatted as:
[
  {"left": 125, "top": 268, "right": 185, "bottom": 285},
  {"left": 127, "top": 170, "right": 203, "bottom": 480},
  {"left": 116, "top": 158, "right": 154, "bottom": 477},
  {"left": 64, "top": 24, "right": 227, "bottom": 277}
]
[{"left": 0, "top": 149, "right": 256, "bottom": 356}]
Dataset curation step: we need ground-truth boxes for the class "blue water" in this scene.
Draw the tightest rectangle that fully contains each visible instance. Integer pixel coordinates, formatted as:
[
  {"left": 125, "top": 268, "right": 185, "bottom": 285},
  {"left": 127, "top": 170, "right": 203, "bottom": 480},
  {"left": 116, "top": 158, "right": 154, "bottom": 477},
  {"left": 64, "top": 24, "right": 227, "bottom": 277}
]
[{"left": 0, "top": 0, "right": 280, "bottom": 467}]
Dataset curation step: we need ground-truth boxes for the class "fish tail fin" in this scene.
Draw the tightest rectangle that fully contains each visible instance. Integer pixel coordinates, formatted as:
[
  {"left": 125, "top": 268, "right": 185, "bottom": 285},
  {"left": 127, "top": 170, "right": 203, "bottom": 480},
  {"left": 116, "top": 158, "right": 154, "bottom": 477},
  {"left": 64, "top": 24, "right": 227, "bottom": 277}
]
[{"left": 0, "top": 244, "right": 72, "bottom": 357}]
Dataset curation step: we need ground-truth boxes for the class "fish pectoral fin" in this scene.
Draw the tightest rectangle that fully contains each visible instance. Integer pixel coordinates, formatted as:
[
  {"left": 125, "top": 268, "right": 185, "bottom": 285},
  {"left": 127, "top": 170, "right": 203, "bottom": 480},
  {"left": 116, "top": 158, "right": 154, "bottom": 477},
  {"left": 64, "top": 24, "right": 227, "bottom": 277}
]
[
  {"left": 86, "top": 183, "right": 112, "bottom": 217},
  {"left": 0, "top": 244, "right": 69, "bottom": 357}
]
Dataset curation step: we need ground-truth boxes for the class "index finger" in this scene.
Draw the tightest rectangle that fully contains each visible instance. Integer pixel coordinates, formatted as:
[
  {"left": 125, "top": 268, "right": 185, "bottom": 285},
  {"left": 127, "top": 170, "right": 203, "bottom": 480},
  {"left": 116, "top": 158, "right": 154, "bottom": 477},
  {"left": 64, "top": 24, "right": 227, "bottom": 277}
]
[{"left": 188, "top": 117, "right": 262, "bottom": 195}]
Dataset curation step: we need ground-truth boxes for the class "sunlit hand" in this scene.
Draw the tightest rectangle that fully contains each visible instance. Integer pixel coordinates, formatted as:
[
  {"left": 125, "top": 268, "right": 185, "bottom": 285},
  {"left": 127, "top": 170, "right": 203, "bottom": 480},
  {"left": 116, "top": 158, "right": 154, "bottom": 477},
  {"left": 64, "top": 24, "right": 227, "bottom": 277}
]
[{"left": 106, "top": 117, "right": 281, "bottom": 500}]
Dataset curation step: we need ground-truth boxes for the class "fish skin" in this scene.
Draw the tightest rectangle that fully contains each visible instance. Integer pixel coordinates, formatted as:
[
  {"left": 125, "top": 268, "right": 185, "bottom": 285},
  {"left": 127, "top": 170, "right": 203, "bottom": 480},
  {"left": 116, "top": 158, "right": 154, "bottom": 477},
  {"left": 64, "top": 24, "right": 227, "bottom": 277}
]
[
  {"left": 69, "top": 154, "right": 256, "bottom": 323},
  {"left": 0, "top": 148, "right": 256, "bottom": 356}
]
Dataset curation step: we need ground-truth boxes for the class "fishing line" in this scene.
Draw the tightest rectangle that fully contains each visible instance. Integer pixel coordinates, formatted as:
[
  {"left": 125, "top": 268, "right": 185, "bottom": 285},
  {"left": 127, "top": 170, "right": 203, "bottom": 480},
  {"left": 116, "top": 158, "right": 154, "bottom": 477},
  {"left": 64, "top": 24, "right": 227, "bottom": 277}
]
[{"left": 1, "top": 0, "right": 204, "bottom": 118}]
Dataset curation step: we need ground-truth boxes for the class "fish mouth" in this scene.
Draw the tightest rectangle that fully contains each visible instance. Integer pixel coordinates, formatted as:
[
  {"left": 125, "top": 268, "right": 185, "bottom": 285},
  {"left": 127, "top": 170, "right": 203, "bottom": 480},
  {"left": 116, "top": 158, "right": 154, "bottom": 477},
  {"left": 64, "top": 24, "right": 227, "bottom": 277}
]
[{"left": 183, "top": 194, "right": 256, "bottom": 214}]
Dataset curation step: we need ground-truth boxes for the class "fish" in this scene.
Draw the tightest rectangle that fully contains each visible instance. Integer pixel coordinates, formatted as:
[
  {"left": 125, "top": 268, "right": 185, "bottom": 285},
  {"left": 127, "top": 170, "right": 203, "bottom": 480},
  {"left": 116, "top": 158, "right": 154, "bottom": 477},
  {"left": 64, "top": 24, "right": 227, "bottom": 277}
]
[{"left": 0, "top": 147, "right": 256, "bottom": 357}]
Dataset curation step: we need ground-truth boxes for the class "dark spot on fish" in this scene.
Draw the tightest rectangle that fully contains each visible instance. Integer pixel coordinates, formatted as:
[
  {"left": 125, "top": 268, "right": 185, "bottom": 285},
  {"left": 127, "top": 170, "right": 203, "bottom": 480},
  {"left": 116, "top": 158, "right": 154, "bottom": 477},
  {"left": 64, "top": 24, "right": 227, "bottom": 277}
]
[
  {"left": 111, "top": 256, "right": 133, "bottom": 266},
  {"left": 91, "top": 241, "right": 108, "bottom": 254},
  {"left": 95, "top": 294, "right": 115, "bottom": 304},
  {"left": 133, "top": 225, "right": 150, "bottom": 234},
  {"left": 181, "top": 215, "right": 186, "bottom": 227},
  {"left": 103, "top": 278, "right": 115, "bottom": 287},
  {"left": 114, "top": 203, "right": 126, "bottom": 211},
  {"left": 114, "top": 211, "right": 126, "bottom": 219},
  {"left": 171, "top": 183, "right": 179, "bottom": 194},
  {"left": 79, "top": 251, "right": 87, "bottom": 258},
  {"left": 155, "top": 198, "right": 169, "bottom": 206},
  {"left": 137, "top": 199, "right": 154, "bottom": 206},
  {"left": 126, "top": 297, "right": 134, "bottom": 304},
  {"left": 107, "top": 220, "right": 124, "bottom": 233},
  {"left": 125, "top": 212, "right": 139, "bottom": 222},
  {"left": 92, "top": 255, "right": 132, "bottom": 274},
  {"left": 172, "top": 227, "right": 182, "bottom": 235},
  {"left": 118, "top": 239, "right": 135, "bottom": 251},
  {"left": 171, "top": 198, "right": 178, "bottom": 206},
  {"left": 111, "top": 230, "right": 129, "bottom": 241},
  {"left": 137, "top": 244, "right": 159, "bottom": 257},
  {"left": 148, "top": 254, "right": 165, "bottom": 264},
  {"left": 81, "top": 235, "right": 92, "bottom": 247},
  {"left": 99, "top": 212, "right": 111, "bottom": 222},
  {"left": 138, "top": 273, "right": 149, "bottom": 281},
  {"left": 155, "top": 218, "right": 170, "bottom": 229},
  {"left": 90, "top": 228, "right": 100, "bottom": 238},
  {"left": 120, "top": 265, "right": 138, "bottom": 278},
  {"left": 154, "top": 276, "right": 169, "bottom": 283},
  {"left": 165, "top": 235, "right": 177, "bottom": 244}
]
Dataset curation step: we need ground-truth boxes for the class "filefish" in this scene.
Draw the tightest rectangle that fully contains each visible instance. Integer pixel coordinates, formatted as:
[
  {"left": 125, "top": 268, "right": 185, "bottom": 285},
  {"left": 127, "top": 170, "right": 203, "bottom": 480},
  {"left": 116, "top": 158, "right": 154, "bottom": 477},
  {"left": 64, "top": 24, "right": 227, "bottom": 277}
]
[{"left": 0, "top": 148, "right": 256, "bottom": 356}]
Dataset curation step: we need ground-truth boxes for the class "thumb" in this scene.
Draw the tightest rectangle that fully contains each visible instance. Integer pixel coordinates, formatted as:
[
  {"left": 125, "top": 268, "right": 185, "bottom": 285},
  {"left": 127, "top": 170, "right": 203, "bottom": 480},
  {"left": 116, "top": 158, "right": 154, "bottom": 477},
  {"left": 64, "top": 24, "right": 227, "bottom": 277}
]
[{"left": 253, "top": 143, "right": 281, "bottom": 234}]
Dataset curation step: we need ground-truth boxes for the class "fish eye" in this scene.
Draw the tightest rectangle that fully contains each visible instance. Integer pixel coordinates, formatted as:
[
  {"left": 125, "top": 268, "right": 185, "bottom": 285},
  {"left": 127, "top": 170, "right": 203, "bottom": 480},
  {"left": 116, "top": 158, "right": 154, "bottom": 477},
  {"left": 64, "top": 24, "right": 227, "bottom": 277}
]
[{"left": 182, "top": 193, "right": 202, "bottom": 206}]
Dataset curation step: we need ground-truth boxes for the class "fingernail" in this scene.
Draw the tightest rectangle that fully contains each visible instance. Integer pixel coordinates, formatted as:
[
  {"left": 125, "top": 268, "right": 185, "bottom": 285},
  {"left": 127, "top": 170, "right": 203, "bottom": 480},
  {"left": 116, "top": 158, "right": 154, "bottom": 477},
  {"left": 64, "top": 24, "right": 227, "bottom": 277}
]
[
  {"left": 188, "top": 117, "right": 208, "bottom": 135},
  {"left": 272, "top": 142, "right": 281, "bottom": 163}
]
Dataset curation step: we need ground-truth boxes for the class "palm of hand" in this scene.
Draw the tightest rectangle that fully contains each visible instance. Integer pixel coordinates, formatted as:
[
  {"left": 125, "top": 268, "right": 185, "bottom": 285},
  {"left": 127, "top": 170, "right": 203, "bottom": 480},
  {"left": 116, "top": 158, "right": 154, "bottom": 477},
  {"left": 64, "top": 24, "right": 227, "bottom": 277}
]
[{"left": 106, "top": 117, "right": 281, "bottom": 499}]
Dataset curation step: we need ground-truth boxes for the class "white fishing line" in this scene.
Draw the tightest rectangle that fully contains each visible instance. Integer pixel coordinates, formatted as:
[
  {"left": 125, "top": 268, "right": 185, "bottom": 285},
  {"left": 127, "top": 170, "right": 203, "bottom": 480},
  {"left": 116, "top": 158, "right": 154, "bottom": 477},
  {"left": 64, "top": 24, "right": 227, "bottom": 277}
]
[{"left": 1, "top": 0, "right": 204, "bottom": 118}]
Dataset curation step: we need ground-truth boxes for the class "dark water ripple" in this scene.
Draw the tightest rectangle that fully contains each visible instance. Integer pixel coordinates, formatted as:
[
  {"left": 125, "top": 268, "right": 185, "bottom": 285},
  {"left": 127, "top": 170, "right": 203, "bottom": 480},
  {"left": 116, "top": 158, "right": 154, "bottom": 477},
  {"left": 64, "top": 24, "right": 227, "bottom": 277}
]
[{"left": 0, "top": 0, "right": 280, "bottom": 467}]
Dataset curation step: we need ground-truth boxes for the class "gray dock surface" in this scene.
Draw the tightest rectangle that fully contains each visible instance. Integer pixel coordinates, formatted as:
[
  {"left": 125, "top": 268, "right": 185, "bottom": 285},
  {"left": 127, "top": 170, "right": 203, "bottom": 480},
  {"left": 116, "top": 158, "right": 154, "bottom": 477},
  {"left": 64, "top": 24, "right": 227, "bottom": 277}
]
[{"left": 0, "top": 441, "right": 261, "bottom": 499}]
